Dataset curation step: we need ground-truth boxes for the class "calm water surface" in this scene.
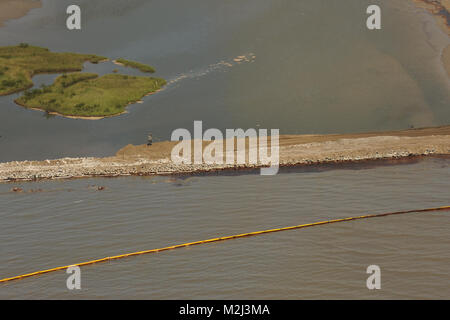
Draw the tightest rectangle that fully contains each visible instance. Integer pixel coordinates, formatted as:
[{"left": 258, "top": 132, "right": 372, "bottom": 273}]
[
  {"left": 0, "top": 158, "right": 449, "bottom": 299},
  {"left": 0, "top": 0, "right": 448, "bottom": 161},
  {"left": 0, "top": 0, "right": 449, "bottom": 300}
]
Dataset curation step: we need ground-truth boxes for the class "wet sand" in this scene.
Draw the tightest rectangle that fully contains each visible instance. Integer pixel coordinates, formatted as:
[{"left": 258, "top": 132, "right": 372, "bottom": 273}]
[
  {"left": 443, "top": 44, "right": 450, "bottom": 77},
  {"left": 0, "top": 0, "right": 41, "bottom": 27},
  {"left": 1, "top": 126, "right": 449, "bottom": 182},
  {"left": 413, "top": 0, "right": 450, "bottom": 77},
  {"left": 413, "top": 0, "right": 450, "bottom": 33}
]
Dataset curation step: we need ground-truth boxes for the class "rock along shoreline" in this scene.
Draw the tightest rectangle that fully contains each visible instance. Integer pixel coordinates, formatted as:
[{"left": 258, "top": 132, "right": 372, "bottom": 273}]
[{"left": 1, "top": 126, "right": 449, "bottom": 183}]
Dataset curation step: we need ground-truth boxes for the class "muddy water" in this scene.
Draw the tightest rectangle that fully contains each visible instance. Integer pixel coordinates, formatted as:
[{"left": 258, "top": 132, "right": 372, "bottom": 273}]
[
  {"left": 0, "top": 0, "right": 449, "bottom": 300},
  {"left": 0, "top": 0, "right": 449, "bottom": 161},
  {"left": 0, "top": 157, "right": 449, "bottom": 299}
]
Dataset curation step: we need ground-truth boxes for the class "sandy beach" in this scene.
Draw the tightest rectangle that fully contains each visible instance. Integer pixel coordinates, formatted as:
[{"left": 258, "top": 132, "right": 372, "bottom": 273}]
[
  {"left": 413, "top": 0, "right": 450, "bottom": 34},
  {"left": 413, "top": 0, "right": 450, "bottom": 77},
  {"left": 0, "top": 0, "right": 41, "bottom": 27},
  {"left": 1, "top": 126, "right": 449, "bottom": 182}
]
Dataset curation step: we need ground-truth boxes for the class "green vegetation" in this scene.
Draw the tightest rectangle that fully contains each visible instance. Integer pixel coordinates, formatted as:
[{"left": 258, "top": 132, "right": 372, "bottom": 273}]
[
  {"left": 16, "top": 73, "right": 166, "bottom": 117},
  {"left": 0, "top": 44, "right": 107, "bottom": 95},
  {"left": 115, "top": 58, "right": 156, "bottom": 73},
  {"left": 0, "top": 44, "right": 166, "bottom": 118}
]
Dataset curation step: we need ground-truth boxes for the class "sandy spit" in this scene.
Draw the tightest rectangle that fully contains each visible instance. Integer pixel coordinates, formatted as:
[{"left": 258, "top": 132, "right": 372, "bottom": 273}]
[
  {"left": 412, "top": 0, "right": 450, "bottom": 78},
  {"left": 0, "top": 0, "right": 42, "bottom": 27},
  {"left": 0, "top": 126, "right": 449, "bottom": 183}
]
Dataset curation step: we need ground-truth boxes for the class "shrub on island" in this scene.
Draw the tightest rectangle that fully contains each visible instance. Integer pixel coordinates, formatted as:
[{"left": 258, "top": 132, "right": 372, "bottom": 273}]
[
  {"left": 16, "top": 73, "right": 166, "bottom": 117},
  {"left": 0, "top": 44, "right": 107, "bottom": 95},
  {"left": 115, "top": 58, "right": 156, "bottom": 73}
]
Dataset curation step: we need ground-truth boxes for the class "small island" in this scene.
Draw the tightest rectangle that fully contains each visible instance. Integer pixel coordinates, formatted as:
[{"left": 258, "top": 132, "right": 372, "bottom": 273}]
[
  {"left": 0, "top": 44, "right": 106, "bottom": 95},
  {"left": 113, "top": 58, "right": 156, "bottom": 73},
  {"left": 0, "top": 44, "right": 166, "bottom": 118},
  {"left": 15, "top": 72, "right": 166, "bottom": 118}
]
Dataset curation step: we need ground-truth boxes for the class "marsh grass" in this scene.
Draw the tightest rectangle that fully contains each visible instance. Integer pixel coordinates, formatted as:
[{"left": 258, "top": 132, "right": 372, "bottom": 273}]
[
  {"left": 115, "top": 58, "right": 156, "bottom": 73},
  {"left": 16, "top": 73, "right": 166, "bottom": 117},
  {"left": 0, "top": 44, "right": 107, "bottom": 95}
]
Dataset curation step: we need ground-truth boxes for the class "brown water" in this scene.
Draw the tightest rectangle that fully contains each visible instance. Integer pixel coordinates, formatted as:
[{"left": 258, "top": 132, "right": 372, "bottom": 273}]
[
  {"left": 0, "top": 0, "right": 449, "bottom": 300},
  {"left": 0, "top": 0, "right": 449, "bottom": 161},
  {"left": 0, "top": 158, "right": 449, "bottom": 299}
]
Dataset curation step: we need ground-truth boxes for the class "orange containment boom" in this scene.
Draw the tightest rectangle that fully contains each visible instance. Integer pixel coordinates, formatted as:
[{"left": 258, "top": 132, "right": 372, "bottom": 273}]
[{"left": 1, "top": 205, "right": 449, "bottom": 283}]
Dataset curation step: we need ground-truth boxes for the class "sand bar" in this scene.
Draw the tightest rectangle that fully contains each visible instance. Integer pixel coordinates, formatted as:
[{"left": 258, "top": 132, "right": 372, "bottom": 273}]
[
  {"left": 412, "top": 0, "right": 450, "bottom": 77},
  {"left": 0, "top": 0, "right": 41, "bottom": 27},
  {"left": 1, "top": 126, "right": 449, "bottom": 183}
]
